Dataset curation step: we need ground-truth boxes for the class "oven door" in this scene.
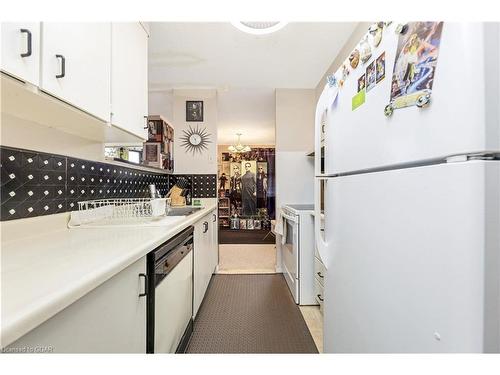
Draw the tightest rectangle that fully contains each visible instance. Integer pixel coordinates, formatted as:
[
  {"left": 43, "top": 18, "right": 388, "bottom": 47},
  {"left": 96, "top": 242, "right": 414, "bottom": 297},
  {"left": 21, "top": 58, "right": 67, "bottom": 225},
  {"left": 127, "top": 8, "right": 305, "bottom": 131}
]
[{"left": 281, "top": 211, "right": 299, "bottom": 303}]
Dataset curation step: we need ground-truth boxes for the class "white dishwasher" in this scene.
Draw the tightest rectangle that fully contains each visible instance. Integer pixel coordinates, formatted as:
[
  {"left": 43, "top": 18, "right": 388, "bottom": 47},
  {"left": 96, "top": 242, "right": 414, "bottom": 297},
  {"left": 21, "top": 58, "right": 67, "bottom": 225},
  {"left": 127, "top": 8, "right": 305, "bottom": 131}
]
[{"left": 146, "top": 226, "right": 193, "bottom": 353}]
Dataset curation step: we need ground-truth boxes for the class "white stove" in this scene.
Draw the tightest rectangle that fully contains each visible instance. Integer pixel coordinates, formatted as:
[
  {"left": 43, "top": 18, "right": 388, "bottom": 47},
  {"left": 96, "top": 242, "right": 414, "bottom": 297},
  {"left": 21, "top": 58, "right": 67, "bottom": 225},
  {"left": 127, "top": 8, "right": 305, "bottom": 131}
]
[{"left": 281, "top": 203, "right": 316, "bottom": 305}]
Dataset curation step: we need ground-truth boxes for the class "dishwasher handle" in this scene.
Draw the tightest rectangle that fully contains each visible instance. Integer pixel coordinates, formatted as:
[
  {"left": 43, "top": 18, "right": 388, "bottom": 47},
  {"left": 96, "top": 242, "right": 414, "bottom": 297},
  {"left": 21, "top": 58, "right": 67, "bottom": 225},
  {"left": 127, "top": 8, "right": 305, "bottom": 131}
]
[
  {"left": 139, "top": 273, "right": 148, "bottom": 297},
  {"left": 154, "top": 241, "right": 192, "bottom": 287}
]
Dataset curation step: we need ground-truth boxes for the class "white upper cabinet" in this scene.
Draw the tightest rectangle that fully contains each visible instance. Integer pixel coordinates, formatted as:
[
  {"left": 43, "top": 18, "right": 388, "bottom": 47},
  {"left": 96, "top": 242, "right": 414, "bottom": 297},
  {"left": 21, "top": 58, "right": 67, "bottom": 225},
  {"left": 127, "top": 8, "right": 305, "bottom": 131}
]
[
  {"left": 111, "top": 22, "right": 148, "bottom": 139},
  {"left": 1, "top": 22, "right": 40, "bottom": 85},
  {"left": 40, "top": 23, "right": 111, "bottom": 122}
]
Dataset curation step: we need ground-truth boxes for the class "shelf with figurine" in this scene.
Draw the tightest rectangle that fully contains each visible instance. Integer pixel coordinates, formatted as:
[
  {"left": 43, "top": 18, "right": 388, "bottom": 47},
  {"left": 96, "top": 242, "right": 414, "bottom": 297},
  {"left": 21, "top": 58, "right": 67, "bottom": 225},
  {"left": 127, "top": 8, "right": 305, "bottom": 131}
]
[{"left": 143, "top": 115, "right": 174, "bottom": 172}]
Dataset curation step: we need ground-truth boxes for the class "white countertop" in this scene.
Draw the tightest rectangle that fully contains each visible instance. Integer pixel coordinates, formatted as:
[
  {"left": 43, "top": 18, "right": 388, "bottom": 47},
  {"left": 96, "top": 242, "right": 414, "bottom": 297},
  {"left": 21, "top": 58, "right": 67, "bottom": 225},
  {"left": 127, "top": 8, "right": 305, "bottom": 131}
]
[{"left": 0, "top": 201, "right": 216, "bottom": 348}]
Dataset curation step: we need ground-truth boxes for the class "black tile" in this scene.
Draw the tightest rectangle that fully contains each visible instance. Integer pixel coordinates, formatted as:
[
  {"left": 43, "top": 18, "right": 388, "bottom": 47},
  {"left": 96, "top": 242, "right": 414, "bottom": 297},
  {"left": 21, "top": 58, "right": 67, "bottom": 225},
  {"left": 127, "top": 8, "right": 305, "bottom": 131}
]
[
  {"left": 1, "top": 148, "right": 24, "bottom": 168},
  {"left": 1, "top": 146, "right": 171, "bottom": 221}
]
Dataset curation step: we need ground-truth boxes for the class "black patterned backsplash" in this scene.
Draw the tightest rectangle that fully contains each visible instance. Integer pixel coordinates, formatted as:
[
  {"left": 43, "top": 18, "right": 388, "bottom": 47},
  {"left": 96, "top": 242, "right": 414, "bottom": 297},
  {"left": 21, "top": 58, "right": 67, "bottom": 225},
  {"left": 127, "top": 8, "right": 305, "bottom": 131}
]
[
  {"left": 191, "top": 174, "right": 217, "bottom": 198},
  {"left": 167, "top": 174, "right": 217, "bottom": 199},
  {"left": 0, "top": 146, "right": 216, "bottom": 221}
]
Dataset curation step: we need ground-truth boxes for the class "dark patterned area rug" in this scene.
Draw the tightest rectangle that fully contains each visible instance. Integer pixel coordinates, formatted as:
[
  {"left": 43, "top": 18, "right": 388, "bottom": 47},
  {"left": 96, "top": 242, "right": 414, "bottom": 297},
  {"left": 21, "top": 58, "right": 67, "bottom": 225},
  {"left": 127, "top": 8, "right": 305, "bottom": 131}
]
[{"left": 186, "top": 274, "right": 318, "bottom": 353}]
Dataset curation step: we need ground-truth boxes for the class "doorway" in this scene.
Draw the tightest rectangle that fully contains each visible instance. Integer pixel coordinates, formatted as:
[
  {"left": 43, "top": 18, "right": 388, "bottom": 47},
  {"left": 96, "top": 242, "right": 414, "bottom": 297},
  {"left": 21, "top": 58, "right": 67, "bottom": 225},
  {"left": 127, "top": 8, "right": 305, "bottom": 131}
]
[{"left": 216, "top": 145, "right": 276, "bottom": 273}]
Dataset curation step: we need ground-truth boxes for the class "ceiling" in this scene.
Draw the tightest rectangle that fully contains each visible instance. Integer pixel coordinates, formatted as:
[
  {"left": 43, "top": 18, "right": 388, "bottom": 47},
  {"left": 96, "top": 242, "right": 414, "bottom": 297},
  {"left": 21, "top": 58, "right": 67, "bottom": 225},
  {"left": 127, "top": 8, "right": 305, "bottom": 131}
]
[{"left": 148, "top": 22, "right": 358, "bottom": 144}]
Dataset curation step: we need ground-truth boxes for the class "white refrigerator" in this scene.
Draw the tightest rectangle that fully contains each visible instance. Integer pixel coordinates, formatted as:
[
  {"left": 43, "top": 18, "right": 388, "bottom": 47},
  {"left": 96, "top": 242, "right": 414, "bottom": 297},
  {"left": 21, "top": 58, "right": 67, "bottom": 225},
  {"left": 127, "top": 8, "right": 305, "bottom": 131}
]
[{"left": 314, "top": 22, "right": 500, "bottom": 353}]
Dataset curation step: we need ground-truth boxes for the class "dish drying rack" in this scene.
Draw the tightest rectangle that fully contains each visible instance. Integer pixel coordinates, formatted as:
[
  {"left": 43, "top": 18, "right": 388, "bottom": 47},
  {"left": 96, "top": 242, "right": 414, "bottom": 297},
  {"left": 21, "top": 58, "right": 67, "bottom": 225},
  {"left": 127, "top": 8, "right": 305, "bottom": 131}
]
[
  {"left": 69, "top": 198, "right": 171, "bottom": 227},
  {"left": 78, "top": 198, "right": 161, "bottom": 219}
]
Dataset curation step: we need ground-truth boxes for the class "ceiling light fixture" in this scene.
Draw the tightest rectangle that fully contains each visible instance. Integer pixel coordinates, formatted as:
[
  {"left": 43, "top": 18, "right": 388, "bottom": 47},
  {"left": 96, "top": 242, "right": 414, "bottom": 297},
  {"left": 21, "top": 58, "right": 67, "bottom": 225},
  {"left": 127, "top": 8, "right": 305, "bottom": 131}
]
[
  {"left": 228, "top": 133, "right": 252, "bottom": 153},
  {"left": 231, "top": 21, "right": 288, "bottom": 35}
]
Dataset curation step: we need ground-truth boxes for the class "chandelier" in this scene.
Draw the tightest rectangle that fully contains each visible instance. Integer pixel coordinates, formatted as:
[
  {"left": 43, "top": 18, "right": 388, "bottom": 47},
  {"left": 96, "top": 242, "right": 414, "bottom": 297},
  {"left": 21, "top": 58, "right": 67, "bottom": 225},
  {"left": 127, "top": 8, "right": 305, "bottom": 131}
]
[{"left": 228, "top": 133, "right": 251, "bottom": 153}]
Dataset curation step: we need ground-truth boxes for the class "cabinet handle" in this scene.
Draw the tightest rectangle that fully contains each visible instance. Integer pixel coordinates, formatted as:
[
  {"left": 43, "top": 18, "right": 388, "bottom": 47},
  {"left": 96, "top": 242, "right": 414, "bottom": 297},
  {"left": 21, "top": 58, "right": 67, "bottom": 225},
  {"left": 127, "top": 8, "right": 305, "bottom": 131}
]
[
  {"left": 139, "top": 273, "right": 148, "bottom": 297},
  {"left": 20, "top": 29, "right": 32, "bottom": 58},
  {"left": 212, "top": 213, "right": 217, "bottom": 222},
  {"left": 317, "top": 271, "right": 324, "bottom": 278},
  {"left": 203, "top": 221, "right": 209, "bottom": 233},
  {"left": 55, "top": 54, "right": 65, "bottom": 78},
  {"left": 317, "top": 294, "right": 324, "bottom": 302}
]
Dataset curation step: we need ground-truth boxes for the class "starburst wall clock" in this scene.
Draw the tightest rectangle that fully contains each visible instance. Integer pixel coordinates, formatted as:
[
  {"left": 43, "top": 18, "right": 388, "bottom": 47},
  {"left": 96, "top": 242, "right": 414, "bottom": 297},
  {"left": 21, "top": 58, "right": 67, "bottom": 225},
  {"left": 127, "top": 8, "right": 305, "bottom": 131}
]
[{"left": 180, "top": 124, "right": 211, "bottom": 155}]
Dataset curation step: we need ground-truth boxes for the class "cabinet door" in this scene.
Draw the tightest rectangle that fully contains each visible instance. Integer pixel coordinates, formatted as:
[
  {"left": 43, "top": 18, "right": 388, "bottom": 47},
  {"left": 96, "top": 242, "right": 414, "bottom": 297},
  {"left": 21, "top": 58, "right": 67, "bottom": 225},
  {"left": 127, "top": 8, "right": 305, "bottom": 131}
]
[
  {"left": 111, "top": 22, "right": 148, "bottom": 139},
  {"left": 210, "top": 210, "right": 219, "bottom": 272},
  {"left": 1, "top": 22, "right": 40, "bottom": 85},
  {"left": 7, "top": 257, "right": 147, "bottom": 353},
  {"left": 40, "top": 23, "right": 111, "bottom": 122},
  {"left": 193, "top": 214, "right": 212, "bottom": 317}
]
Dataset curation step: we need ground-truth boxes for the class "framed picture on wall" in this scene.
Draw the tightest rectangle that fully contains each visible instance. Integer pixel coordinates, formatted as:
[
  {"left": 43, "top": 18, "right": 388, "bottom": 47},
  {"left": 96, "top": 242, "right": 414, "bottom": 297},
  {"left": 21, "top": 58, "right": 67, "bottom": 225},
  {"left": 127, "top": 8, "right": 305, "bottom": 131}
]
[
  {"left": 142, "top": 142, "right": 162, "bottom": 167},
  {"left": 186, "top": 100, "right": 204, "bottom": 122}
]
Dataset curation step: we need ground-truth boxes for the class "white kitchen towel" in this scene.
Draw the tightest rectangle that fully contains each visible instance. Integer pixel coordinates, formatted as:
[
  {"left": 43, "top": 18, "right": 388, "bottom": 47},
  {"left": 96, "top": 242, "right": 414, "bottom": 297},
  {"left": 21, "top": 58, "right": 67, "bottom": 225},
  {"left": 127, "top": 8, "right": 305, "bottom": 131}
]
[{"left": 274, "top": 210, "right": 287, "bottom": 245}]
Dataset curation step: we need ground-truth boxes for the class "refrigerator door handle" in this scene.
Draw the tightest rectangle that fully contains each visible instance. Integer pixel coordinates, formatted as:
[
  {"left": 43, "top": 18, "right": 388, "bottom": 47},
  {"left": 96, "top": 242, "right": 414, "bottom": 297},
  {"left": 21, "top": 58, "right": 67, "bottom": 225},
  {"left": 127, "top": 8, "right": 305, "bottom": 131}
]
[
  {"left": 313, "top": 83, "right": 337, "bottom": 268},
  {"left": 314, "top": 176, "right": 330, "bottom": 267}
]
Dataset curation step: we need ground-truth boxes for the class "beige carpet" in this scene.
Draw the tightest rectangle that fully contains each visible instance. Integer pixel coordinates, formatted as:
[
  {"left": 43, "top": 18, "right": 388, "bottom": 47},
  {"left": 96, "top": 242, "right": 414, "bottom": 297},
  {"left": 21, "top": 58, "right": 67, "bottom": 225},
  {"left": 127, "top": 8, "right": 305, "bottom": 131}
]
[{"left": 217, "top": 244, "right": 276, "bottom": 274}]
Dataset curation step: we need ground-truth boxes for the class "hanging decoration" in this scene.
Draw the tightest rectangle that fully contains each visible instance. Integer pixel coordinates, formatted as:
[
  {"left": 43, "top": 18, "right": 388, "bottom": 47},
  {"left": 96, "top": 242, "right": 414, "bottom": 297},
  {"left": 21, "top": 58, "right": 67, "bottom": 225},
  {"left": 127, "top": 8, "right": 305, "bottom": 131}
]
[
  {"left": 384, "top": 22, "right": 444, "bottom": 116},
  {"left": 180, "top": 124, "right": 211, "bottom": 154}
]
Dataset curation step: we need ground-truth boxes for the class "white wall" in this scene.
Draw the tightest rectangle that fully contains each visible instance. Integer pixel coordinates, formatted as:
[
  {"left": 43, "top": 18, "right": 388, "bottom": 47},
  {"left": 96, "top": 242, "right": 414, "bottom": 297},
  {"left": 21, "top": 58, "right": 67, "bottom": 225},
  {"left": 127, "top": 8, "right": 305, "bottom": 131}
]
[
  {"left": 171, "top": 89, "right": 218, "bottom": 174},
  {"left": 148, "top": 90, "right": 174, "bottom": 121},
  {"left": 275, "top": 88, "right": 315, "bottom": 207},
  {"left": 274, "top": 88, "right": 316, "bottom": 271}
]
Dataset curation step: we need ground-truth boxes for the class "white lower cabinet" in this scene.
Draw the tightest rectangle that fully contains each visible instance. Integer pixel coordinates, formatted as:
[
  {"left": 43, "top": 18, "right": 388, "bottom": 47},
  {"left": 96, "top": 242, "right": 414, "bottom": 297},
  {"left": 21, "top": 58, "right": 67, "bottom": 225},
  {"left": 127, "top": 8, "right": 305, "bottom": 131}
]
[
  {"left": 40, "top": 22, "right": 111, "bottom": 122},
  {"left": 193, "top": 209, "right": 218, "bottom": 318},
  {"left": 314, "top": 254, "right": 326, "bottom": 314},
  {"left": 209, "top": 211, "right": 219, "bottom": 272},
  {"left": 7, "top": 257, "right": 147, "bottom": 353},
  {"left": 1, "top": 22, "right": 40, "bottom": 85}
]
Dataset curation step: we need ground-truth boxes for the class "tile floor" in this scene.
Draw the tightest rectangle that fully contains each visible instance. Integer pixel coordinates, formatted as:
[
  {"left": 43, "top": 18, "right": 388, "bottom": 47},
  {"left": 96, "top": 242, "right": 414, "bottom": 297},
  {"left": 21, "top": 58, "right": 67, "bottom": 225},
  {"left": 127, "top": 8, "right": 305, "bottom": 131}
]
[
  {"left": 217, "top": 244, "right": 276, "bottom": 273},
  {"left": 299, "top": 305, "right": 324, "bottom": 353}
]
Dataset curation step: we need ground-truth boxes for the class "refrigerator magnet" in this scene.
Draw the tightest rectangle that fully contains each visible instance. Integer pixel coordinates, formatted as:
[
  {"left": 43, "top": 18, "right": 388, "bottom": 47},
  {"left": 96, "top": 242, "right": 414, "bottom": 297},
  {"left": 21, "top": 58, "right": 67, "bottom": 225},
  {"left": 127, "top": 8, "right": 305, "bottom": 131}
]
[
  {"left": 349, "top": 49, "right": 360, "bottom": 69},
  {"left": 415, "top": 92, "right": 431, "bottom": 108},
  {"left": 369, "top": 23, "right": 383, "bottom": 47},
  {"left": 366, "top": 61, "right": 376, "bottom": 92},
  {"left": 384, "top": 104, "right": 394, "bottom": 117},
  {"left": 376, "top": 52, "right": 386, "bottom": 83},
  {"left": 357, "top": 74, "right": 366, "bottom": 92},
  {"left": 359, "top": 37, "right": 372, "bottom": 64},
  {"left": 341, "top": 63, "right": 350, "bottom": 80},
  {"left": 388, "top": 22, "right": 443, "bottom": 111},
  {"left": 352, "top": 90, "right": 366, "bottom": 111},
  {"left": 326, "top": 74, "right": 337, "bottom": 87}
]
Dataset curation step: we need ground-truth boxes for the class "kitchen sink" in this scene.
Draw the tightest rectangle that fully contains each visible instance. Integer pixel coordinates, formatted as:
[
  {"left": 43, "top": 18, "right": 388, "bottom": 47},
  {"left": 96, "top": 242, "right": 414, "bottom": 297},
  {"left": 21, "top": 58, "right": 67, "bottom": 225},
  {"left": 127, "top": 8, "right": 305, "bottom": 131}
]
[{"left": 165, "top": 206, "right": 203, "bottom": 216}]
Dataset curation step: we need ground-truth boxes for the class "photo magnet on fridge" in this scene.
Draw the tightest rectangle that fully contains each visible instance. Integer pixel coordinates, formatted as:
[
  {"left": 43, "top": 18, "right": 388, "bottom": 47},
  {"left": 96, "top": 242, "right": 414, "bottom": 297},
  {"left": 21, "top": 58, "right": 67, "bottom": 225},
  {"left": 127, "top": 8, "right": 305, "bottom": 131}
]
[
  {"left": 357, "top": 74, "right": 366, "bottom": 92},
  {"left": 389, "top": 22, "right": 444, "bottom": 110},
  {"left": 376, "top": 52, "right": 386, "bottom": 83},
  {"left": 366, "top": 61, "right": 376, "bottom": 92}
]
